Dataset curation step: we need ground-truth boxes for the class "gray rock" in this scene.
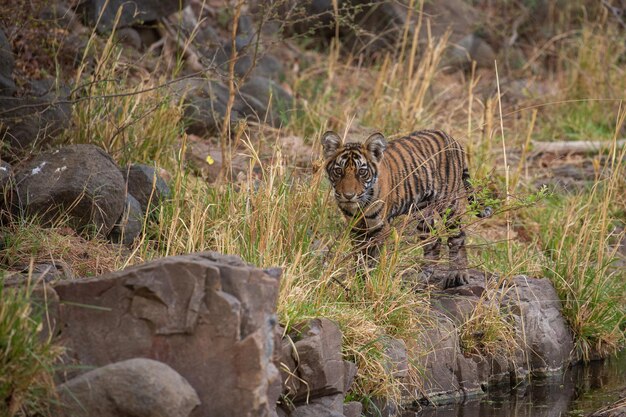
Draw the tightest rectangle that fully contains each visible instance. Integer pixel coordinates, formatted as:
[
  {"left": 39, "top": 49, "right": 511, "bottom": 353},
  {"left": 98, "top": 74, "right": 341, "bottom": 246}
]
[
  {"left": 503, "top": 276, "right": 575, "bottom": 372},
  {"left": 176, "top": 77, "right": 288, "bottom": 135},
  {"left": 77, "top": 0, "right": 190, "bottom": 32},
  {"left": 56, "top": 358, "right": 200, "bottom": 417},
  {"left": 116, "top": 27, "right": 143, "bottom": 50},
  {"left": 310, "top": 393, "right": 344, "bottom": 413},
  {"left": 122, "top": 163, "right": 170, "bottom": 214},
  {"left": 51, "top": 252, "right": 282, "bottom": 417},
  {"left": 291, "top": 403, "right": 345, "bottom": 417},
  {"left": 108, "top": 193, "right": 144, "bottom": 245},
  {"left": 14, "top": 144, "right": 125, "bottom": 236},
  {"left": 0, "top": 93, "right": 71, "bottom": 159},
  {"left": 290, "top": 318, "right": 353, "bottom": 402},
  {"left": 383, "top": 337, "right": 408, "bottom": 380},
  {"left": 0, "top": 28, "right": 16, "bottom": 96},
  {"left": 278, "top": 0, "right": 409, "bottom": 57},
  {"left": 234, "top": 54, "right": 285, "bottom": 80},
  {"left": 444, "top": 33, "right": 496, "bottom": 71},
  {"left": 2, "top": 261, "right": 74, "bottom": 287},
  {"left": 343, "top": 401, "right": 363, "bottom": 417},
  {"left": 240, "top": 76, "right": 294, "bottom": 127},
  {"left": 39, "top": 3, "right": 83, "bottom": 32}
]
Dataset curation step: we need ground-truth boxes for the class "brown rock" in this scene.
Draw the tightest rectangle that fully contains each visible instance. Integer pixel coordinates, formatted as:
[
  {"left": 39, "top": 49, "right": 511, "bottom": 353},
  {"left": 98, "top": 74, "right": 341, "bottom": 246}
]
[
  {"left": 51, "top": 252, "right": 282, "bottom": 417},
  {"left": 56, "top": 358, "right": 200, "bottom": 417}
]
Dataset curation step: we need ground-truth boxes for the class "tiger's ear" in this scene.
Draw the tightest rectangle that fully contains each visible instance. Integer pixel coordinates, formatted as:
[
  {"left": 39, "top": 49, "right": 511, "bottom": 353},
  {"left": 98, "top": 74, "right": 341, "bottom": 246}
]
[
  {"left": 365, "top": 132, "right": 386, "bottom": 162},
  {"left": 322, "top": 131, "right": 342, "bottom": 159}
]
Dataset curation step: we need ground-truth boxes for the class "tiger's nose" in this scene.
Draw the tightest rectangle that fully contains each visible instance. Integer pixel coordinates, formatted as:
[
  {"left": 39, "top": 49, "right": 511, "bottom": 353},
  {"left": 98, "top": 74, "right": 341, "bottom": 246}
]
[{"left": 342, "top": 191, "right": 356, "bottom": 200}]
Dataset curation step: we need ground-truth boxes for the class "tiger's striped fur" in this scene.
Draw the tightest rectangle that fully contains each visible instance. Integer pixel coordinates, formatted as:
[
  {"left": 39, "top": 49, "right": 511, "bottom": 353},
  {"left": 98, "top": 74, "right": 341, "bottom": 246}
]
[{"left": 322, "top": 129, "right": 490, "bottom": 288}]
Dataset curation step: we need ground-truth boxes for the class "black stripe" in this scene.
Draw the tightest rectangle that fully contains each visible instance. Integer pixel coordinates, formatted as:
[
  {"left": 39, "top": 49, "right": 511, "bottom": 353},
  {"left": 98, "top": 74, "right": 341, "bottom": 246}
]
[{"left": 339, "top": 206, "right": 354, "bottom": 217}]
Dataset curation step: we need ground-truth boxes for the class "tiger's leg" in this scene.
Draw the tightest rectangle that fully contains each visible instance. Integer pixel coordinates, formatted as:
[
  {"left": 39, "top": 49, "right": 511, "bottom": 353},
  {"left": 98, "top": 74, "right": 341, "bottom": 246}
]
[
  {"left": 416, "top": 217, "right": 441, "bottom": 260},
  {"left": 443, "top": 213, "right": 470, "bottom": 289},
  {"left": 416, "top": 217, "right": 441, "bottom": 278},
  {"left": 352, "top": 222, "right": 390, "bottom": 267}
]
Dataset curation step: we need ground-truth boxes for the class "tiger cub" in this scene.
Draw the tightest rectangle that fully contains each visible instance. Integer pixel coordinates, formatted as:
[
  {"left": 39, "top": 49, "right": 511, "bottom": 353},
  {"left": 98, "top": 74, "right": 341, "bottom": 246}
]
[{"left": 322, "top": 129, "right": 490, "bottom": 289}]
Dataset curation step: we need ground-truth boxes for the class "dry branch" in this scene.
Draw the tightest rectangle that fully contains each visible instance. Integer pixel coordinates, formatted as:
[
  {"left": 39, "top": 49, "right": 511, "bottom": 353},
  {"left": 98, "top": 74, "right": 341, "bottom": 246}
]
[{"left": 531, "top": 139, "right": 626, "bottom": 154}]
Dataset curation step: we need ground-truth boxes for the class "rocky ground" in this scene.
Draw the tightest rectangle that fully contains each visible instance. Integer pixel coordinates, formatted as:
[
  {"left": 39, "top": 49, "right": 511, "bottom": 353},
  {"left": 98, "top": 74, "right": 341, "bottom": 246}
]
[{"left": 1, "top": 1, "right": 625, "bottom": 417}]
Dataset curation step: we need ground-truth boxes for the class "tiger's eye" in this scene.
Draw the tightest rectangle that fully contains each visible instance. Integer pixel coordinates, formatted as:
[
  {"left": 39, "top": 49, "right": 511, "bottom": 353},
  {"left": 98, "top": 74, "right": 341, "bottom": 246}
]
[
  {"left": 333, "top": 167, "right": 343, "bottom": 176},
  {"left": 358, "top": 168, "right": 368, "bottom": 176}
]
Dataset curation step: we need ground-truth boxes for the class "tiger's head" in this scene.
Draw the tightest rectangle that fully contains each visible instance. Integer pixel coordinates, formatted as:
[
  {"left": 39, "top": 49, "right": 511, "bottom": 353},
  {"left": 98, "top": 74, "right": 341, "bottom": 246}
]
[{"left": 322, "top": 131, "right": 387, "bottom": 208}]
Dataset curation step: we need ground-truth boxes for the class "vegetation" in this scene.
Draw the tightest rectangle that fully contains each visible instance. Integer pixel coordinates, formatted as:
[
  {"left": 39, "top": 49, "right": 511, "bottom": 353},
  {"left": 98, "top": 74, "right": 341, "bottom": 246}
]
[
  {"left": 1, "top": 0, "right": 625, "bottom": 414},
  {"left": 0, "top": 279, "right": 62, "bottom": 416}
]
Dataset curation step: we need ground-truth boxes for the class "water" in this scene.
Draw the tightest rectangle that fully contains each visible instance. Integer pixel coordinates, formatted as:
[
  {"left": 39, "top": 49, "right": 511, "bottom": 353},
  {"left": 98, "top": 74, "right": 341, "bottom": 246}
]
[{"left": 413, "top": 351, "right": 626, "bottom": 417}]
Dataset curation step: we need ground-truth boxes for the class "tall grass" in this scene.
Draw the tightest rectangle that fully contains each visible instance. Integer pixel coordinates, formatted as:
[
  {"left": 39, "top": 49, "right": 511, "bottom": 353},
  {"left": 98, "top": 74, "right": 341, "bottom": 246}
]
[
  {"left": 0, "top": 278, "right": 62, "bottom": 417},
  {"left": 2, "top": 1, "right": 625, "bottom": 412}
]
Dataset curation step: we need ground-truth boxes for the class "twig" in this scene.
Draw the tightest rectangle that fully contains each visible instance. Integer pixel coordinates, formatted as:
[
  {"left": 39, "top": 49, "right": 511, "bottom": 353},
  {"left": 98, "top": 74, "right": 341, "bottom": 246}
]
[{"left": 219, "top": 0, "right": 245, "bottom": 181}]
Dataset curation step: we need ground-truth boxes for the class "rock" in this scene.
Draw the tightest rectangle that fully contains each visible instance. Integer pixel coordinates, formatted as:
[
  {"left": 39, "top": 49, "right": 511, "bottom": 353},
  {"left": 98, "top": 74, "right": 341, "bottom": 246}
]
[
  {"left": 116, "top": 27, "right": 143, "bottom": 50},
  {"left": 185, "top": 134, "right": 250, "bottom": 183},
  {"left": 383, "top": 337, "right": 408, "bottom": 380},
  {"left": 51, "top": 252, "right": 282, "bottom": 417},
  {"left": 0, "top": 28, "right": 16, "bottom": 96},
  {"left": 0, "top": 93, "right": 71, "bottom": 159},
  {"left": 289, "top": 318, "right": 354, "bottom": 402},
  {"left": 176, "top": 78, "right": 240, "bottom": 135},
  {"left": 77, "top": 0, "right": 190, "bottom": 32},
  {"left": 310, "top": 393, "right": 344, "bottom": 414},
  {"left": 362, "top": 397, "right": 398, "bottom": 417},
  {"left": 277, "top": 0, "right": 409, "bottom": 57},
  {"left": 444, "top": 33, "right": 496, "bottom": 71},
  {"left": 14, "top": 144, "right": 125, "bottom": 236},
  {"left": 234, "top": 54, "right": 285, "bottom": 80},
  {"left": 56, "top": 358, "right": 200, "bottom": 417},
  {"left": 39, "top": 3, "right": 83, "bottom": 32},
  {"left": 343, "top": 401, "right": 363, "bottom": 417},
  {"left": 290, "top": 403, "right": 345, "bottom": 417},
  {"left": 503, "top": 276, "right": 575, "bottom": 372},
  {"left": 240, "top": 76, "right": 294, "bottom": 127},
  {"left": 108, "top": 193, "right": 144, "bottom": 245},
  {"left": 0, "top": 160, "right": 14, "bottom": 219},
  {"left": 1, "top": 261, "right": 74, "bottom": 287},
  {"left": 122, "top": 163, "right": 170, "bottom": 214},
  {"left": 410, "top": 313, "right": 486, "bottom": 405},
  {"left": 176, "top": 77, "right": 288, "bottom": 135}
]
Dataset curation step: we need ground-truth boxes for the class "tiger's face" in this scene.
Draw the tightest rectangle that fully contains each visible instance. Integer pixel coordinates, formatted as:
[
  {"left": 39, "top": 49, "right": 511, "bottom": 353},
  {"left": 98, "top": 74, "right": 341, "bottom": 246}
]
[{"left": 322, "top": 131, "right": 387, "bottom": 209}]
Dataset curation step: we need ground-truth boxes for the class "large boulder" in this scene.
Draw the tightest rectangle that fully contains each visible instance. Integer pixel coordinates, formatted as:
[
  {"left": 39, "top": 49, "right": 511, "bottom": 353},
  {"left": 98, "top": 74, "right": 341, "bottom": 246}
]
[
  {"left": 14, "top": 144, "right": 125, "bottom": 236},
  {"left": 50, "top": 252, "right": 282, "bottom": 417},
  {"left": 77, "top": 0, "right": 189, "bottom": 32},
  {"left": 407, "top": 273, "right": 575, "bottom": 406},
  {"left": 502, "top": 276, "right": 575, "bottom": 372},
  {"left": 56, "top": 358, "right": 200, "bottom": 417}
]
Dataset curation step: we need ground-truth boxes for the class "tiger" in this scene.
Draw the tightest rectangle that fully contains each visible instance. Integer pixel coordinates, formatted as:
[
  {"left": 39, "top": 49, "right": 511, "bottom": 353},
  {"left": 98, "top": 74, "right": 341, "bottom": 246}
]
[{"left": 322, "top": 129, "right": 491, "bottom": 289}]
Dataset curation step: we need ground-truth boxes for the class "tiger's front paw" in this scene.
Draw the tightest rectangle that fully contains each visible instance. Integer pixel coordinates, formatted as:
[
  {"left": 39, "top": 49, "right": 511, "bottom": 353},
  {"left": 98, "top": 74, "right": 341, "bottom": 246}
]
[{"left": 443, "top": 270, "right": 469, "bottom": 289}]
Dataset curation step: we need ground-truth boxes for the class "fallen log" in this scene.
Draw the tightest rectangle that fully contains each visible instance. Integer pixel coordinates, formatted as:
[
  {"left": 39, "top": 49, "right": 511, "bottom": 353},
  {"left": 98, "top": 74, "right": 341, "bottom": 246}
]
[{"left": 531, "top": 139, "right": 626, "bottom": 154}]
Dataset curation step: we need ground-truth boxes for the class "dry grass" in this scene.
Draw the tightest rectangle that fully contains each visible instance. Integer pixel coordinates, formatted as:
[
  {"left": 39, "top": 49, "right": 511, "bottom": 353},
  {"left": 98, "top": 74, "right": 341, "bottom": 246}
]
[{"left": 1, "top": 0, "right": 625, "bottom": 411}]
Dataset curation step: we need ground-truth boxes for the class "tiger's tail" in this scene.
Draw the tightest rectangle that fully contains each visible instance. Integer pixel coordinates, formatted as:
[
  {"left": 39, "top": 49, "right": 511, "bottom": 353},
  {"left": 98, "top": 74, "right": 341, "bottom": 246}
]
[{"left": 462, "top": 168, "right": 493, "bottom": 218}]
